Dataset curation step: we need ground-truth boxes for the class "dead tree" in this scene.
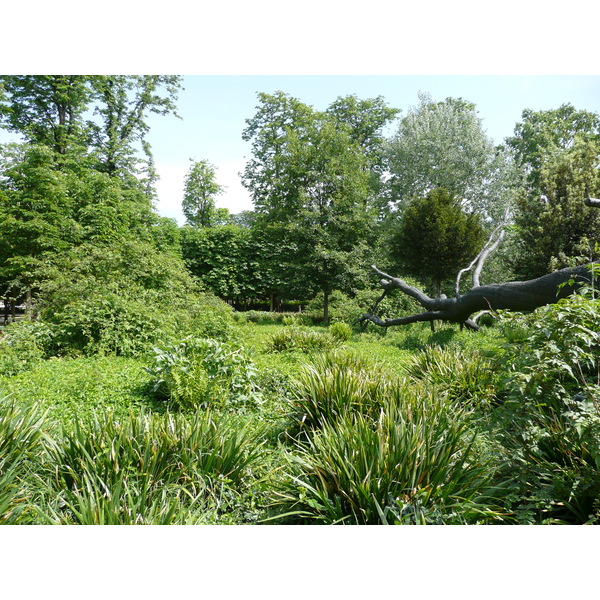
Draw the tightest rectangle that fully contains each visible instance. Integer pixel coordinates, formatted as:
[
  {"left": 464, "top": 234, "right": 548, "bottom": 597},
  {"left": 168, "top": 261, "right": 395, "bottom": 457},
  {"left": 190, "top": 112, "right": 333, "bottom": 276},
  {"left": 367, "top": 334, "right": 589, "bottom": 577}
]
[{"left": 360, "top": 200, "right": 598, "bottom": 332}]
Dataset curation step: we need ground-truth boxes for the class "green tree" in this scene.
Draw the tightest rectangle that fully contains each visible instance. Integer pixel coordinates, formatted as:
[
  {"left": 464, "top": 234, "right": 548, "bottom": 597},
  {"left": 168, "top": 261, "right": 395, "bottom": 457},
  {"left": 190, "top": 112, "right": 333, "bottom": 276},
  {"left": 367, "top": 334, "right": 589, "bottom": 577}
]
[
  {"left": 242, "top": 92, "right": 376, "bottom": 322},
  {"left": 511, "top": 138, "right": 600, "bottom": 279},
  {"left": 0, "top": 144, "right": 78, "bottom": 308},
  {"left": 182, "top": 159, "right": 224, "bottom": 227},
  {"left": 390, "top": 187, "right": 485, "bottom": 297},
  {"left": 326, "top": 94, "right": 399, "bottom": 205},
  {"left": 88, "top": 76, "right": 182, "bottom": 189},
  {"left": 386, "top": 92, "right": 520, "bottom": 223},
  {"left": 0, "top": 75, "right": 92, "bottom": 157},
  {"left": 506, "top": 103, "right": 600, "bottom": 189}
]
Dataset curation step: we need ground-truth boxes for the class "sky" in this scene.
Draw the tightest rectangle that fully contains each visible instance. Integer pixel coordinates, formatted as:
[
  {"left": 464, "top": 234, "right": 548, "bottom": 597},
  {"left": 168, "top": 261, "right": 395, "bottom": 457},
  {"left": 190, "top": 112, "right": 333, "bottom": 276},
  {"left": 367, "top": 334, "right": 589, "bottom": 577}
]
[{"left": 148, "top": 75, "right": 600, "bottom": 224}]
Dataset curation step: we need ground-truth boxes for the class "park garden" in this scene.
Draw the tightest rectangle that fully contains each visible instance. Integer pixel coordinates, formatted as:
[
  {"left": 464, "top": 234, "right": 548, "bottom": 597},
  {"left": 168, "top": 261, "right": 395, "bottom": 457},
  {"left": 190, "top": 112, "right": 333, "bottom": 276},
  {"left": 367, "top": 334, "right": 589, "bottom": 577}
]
[{"left": 1, "top": 76, "right": 600, "bottom": 524}]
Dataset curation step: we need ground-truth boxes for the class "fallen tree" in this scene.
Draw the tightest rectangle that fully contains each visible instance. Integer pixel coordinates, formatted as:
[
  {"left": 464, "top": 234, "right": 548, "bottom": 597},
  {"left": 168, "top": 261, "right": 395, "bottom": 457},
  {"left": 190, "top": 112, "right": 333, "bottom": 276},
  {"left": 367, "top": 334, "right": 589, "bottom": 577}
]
[{"left": 360, "top": 200, "right": 599, "bottom": 331}]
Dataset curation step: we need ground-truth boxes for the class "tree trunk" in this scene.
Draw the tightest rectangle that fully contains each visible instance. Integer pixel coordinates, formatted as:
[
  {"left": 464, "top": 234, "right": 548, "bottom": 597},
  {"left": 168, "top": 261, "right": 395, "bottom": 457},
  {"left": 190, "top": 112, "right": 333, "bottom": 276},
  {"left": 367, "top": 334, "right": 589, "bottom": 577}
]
[{"left": 360, "top": 264, "right": 594, "bottom": 331}]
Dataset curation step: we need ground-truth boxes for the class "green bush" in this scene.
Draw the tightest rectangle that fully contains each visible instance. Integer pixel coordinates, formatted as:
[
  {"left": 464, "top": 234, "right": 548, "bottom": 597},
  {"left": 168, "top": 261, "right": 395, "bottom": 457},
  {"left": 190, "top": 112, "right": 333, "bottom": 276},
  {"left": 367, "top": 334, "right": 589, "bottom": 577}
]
[
  {"left": 404, "top": 344, "right": 498, "bottom": 407},
  {"left": 328, "top": 321, "right": 353, "bottom": 342},
  {"left": 493, "top": 287, "right": 600, "bottom": 523},
  {"left": 267, "top": 326, "right": 339, "bottom": 354},
  {"left": 273, "top": 387, "right": 501, "bottom": 524},
  {"left": 145, "top": 337, "right": 261, "bottom": 412},
  {"left": 46, "top": 290, "right": 165, "bottom": 357},
  {"left": 39, "top": 410, "right": 265, "bottom": 524},
  {"left": 288, "top": 351, "right": 394, "bottom": 429},
  {"left": 0, "top": 320, "right": 55, "bottom": 375},
  {"left": 191, "top": 311, "right": 236, "bottom": 341}
]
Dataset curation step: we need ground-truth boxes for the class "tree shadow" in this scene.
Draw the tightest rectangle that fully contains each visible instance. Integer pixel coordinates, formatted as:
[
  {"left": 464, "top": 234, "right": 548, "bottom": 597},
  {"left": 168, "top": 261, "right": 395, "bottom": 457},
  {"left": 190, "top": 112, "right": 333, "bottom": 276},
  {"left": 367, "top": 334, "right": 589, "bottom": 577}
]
[{"left": 427, "top": 327, "right": 457, "bottom": 347}]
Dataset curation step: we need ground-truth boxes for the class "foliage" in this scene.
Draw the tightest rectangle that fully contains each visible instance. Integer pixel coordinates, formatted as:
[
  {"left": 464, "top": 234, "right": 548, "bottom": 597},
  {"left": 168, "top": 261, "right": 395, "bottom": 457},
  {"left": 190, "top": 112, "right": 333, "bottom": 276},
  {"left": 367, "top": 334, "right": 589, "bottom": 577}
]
[
  {"left": 273, "top": 384, "right": 501, "bottom": 524},
  {"left": 389, "top": 187, "right": 485, "bottom": 296},
  {"left": 511, "top": 138, "right": 600, "bottom": 279},
  {"left": 0, "top": 319, "right": 55, "bottom": 376},
  {"left": 495, "top": 282, "right": 600, "bottom": 523},
  {"left": 0, "top": 397, "right": 47, "bottom": 524},
  {"left": 328, "top": 321, "right": 353, "bottom": 342},
  {"left": 39, "top": 410, "right": 264, "bottom": 524},
  {"left": 267, "top": 326, "right": 340, "bottom": 354},
  {"left": 506, "top": 103, "right": 600, "bottom": 189},
  {"left": 145, "top": 337, "right": 261, "bottom": 412},
  {"left": 34, "top": 240, "right": 215, "bottom": 356},
  {"left": 241, "top": 91, "right": 377, "bottom": 322},
  {"left": 0, "top": 356, "right": 157, "bottom": 426},
  {"left": 182, "top": 159, "right": 225, "bottom": 227},
  {"left": 385, "top": 91, "right": 521, "bottom": 222},
  {"left": 404, "top": 344, "right": 498, "bottom": 408},
  {"left": 0, "top": 75, "right": 92, "bottom": 156},
  {"left": 287, "top": 351, "right": 394, "bottom": 429}
]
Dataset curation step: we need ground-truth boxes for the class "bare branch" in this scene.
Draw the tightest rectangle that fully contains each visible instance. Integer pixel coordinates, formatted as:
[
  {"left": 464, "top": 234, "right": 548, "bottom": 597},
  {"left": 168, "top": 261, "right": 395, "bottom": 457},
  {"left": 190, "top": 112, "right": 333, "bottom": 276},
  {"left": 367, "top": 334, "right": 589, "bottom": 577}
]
[
  {"left": 455, "top": 213, "right": 509, "bottom": 297},
  {"left": 371, "top": 266, "right": 435, "bottom": 309},
  {"left": 472, "top": 229, "right": 506, "bottom": 288},
  {"left": 584, "top": 198, "right": 600, "bottom": 208}
]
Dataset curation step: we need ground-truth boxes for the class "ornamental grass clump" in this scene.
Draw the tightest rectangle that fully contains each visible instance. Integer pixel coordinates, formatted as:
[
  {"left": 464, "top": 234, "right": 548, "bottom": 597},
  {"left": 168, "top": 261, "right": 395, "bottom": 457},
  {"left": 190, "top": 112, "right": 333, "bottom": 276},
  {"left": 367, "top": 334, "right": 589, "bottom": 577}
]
[
  {"left": 0, "top": 397, "right": 47, "bottom": 524},
  {"left": 273, "top": 386, "right": 502, "bottom": 525},
  {"left": 404, "top": 344, "right": 498, "bottom": 408},
  {"left": 40, "top": 410, "right": 265, "bottom": 525},
  {"left": 267, "top": 326, "right": 339, "bottom": 353},
  {"left": 288, "top": 351, "right": 394, "bottom": 429}
]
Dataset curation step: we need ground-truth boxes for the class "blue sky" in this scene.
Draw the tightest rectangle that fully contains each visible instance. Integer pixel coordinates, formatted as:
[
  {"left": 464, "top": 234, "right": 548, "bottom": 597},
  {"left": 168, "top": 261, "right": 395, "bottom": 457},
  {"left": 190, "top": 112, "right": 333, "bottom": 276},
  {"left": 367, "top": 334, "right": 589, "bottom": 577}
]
[{"left": 148, "top": 75, "right": 600, "bottom": 223}]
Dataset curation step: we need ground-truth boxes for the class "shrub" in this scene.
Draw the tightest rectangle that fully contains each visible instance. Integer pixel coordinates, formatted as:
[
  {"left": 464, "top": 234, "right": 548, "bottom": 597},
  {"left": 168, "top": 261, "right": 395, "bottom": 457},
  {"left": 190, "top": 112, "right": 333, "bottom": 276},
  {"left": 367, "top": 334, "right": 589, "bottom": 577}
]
[
  {"left": 191, "top": 311, "right": 236, "bottom": 341},
  {"left": 328, "top": 321, "right": 352, "bottom": 342},
  {"left": 46, "top": 290, "right": 165, "bottom": 357},
  {"left": 288, "top": 351, "right": 394, "bottom": 429},
  {"left": 267, "top": 326, "right": 339, "bottom": 354},
  {"left": 145, "top": 337, "right": 261, "bottom": 412},
  {"left": 0, "top": 320, "right": 55, "bottom": 376},
  {"left": 493, "top": 289, "right": 600, "bottom": 523},
  {"left": 273, "top": 387, "right": 501, "bottom": 524},
  {"left": 404, "top": 344, "right": 498, "bottom": 407},
  {"left": 39, "top": 410, "right": 265, "bottom": 524}
]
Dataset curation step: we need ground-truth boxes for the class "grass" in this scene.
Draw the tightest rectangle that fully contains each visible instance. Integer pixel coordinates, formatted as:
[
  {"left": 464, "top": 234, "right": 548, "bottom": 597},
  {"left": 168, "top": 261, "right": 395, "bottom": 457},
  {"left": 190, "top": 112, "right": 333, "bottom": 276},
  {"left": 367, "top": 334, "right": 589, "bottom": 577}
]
[{"left": 1, "top": 314, "right": 598, "bottom": 525}]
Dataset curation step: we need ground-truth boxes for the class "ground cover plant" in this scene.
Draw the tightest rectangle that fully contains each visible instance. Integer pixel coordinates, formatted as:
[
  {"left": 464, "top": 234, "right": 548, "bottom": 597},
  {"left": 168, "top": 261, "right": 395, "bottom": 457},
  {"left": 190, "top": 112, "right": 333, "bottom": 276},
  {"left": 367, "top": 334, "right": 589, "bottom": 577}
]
[{"left": 1, "top": 292, "right": 600, "bottom": 525}]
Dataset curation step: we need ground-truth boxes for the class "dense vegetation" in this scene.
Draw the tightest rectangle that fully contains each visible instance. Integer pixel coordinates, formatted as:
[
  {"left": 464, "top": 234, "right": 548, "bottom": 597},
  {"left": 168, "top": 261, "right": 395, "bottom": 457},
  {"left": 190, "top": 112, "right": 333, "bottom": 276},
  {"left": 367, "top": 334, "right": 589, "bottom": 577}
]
[{"left": 1, "top": 76, "right": 599, "bottom": 525}]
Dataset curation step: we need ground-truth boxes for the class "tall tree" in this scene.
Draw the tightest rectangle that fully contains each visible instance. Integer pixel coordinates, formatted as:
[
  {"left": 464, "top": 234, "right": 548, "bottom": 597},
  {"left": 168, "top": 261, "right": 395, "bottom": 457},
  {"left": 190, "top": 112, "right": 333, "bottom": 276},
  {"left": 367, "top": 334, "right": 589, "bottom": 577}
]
[
  {"left": 88, "top": 75, "right": 182, "bottom": 187},
  {"left": 326, "top": 95, "right": 399, "bottom": 204},
  {"left": 182, "top": 159, "right": 224, "bottom": 227},
  {"left": 511, "top": 137, "right": 600, "bottom": 279},
  {"left": 0, "top": 75, "right": 91, "bottom": 156},
  {"left": 385, "top": 91, "right": 520, "bottom": 223},
  {"left": 506, "top": 103, "right": 600, "bottom": 189},
  {"left": 242, "top": 92, "right": 376, "bottom": 322},
  {"left": 0, "top": 144, "right": 78, "bottom": 308}
]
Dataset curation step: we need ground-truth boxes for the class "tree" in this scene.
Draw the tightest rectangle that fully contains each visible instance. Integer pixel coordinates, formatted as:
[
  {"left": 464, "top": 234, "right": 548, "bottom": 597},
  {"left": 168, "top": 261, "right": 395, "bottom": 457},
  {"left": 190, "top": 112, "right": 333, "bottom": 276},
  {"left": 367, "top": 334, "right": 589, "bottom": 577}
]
[
  {"left": 242, "top": 92, "right": 376, "bottom": 322},
  {"left": 506, "top": 103, "right": 600, "bottom": 189},
  {"left": 511, "top": 138, "right": 600, "bottom": 279},
  {"left": 0, "top": 75, "right": 91, "bottom": 157},
  {"left": 326, "top": 95, "right": 399, "bottom": 205},
  {"left": 88, "top": 75, "right": 182, "bottom": 187},
  {"left": 360, "top": 198, "right": 600, "bottom": 332},
  {"left": 385, "top": 92, "right": 520, "bottom": 222},
  {"left": 182, "top": 159, "right": 224, "bottom": 227},
  {"left": 360, "top": 262, "right": 593, "bottom": 332},
  {"left": 390, "top": 188, "right": 485, "bottom": 297},
  {"left": 0, "top": 144, "right": 78, "bottom": 309}
]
